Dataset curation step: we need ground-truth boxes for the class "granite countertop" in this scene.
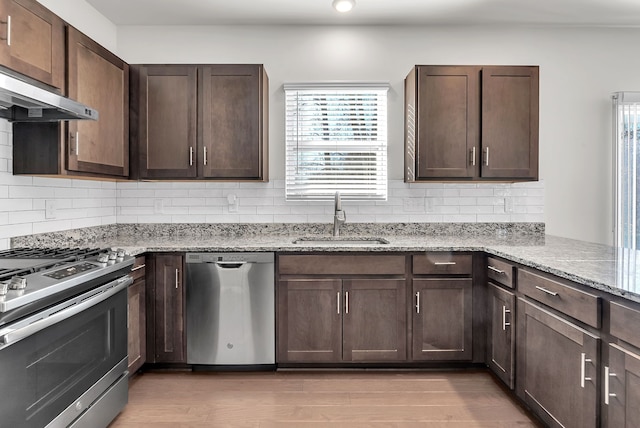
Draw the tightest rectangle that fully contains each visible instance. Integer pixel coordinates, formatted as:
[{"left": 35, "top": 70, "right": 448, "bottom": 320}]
[
  {"left": 11, "top": 223, "right": 640, "bottom": 304},
  {"left": 92, "top": 233, "right": 639, "bottom": 304}
]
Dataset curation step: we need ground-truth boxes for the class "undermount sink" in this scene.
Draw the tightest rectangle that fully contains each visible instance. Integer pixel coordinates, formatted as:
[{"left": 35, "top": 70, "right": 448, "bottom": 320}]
[{"left": 292, "top": 237, "right": 390, "bottom": 245}]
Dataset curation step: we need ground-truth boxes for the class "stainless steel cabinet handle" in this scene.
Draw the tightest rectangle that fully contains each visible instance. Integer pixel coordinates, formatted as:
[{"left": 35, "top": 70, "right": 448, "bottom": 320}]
[
  {"left": 131, "top": 264, "right": 146, "bottom": 272},
  {"left": 434, "top": 262, "right": 456, "bottom": 266},
  {"left": 488, "top": 265, "right": 506, "bottom": 274},
  {"left": 345, "top": 291, "right": 349, "bottom": 314},
  {"left": 189, "top": 146, "right": 193, "bottom": 166},
  {"left": 75, "top": 132, "right": 79, "bottom": 156},
  {"left": 580, "top": 353, "right": 592, "bottom": 388},
  {"left": 502, "top": 305, "right": 511, "bottom": 331},
  {"left": 203, "top": 147, "right": 208, "bottom": 166},
  {"left": 175, "top": 268, "right": 179, "bottom": 289},
  {"left": 535, "top": 286, "right": 558, "bottom": 296},
  {"left": 416, "top": 291, "right": 420, "bottom": 314},
  {"left": 5, "top": 15, "right": 10, "bottom": 46},
  {"left": 337, "top": 292, "right": 340, "bottom": 315},
  {"left": 484, "top": 147, "right": 490, "bottom": 166},
  {"left": 470, "top": 147, "right": 476, "bottom": 166},
  {"left": 605, "top": 366, "right": 617, "bottom": 405}
]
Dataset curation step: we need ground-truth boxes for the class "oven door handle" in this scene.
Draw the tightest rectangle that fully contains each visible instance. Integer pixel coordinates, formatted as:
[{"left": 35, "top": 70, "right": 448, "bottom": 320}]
[{"left": 0, "top": 275, "right": 132, "bottom": 347}]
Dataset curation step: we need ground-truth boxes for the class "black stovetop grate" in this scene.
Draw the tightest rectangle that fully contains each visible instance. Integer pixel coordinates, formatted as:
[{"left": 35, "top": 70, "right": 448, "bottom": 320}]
[
  {"left": 0, "top": 248, "right": 103, "bottom": 259},
  {"left": 0, "top": 248, "right": 107, "bottom": 282}
]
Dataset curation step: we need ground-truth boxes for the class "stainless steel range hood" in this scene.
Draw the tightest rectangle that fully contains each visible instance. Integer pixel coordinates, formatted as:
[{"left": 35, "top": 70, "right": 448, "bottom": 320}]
[{"left": 0, "top": 71, "right": 98, "bottom": 122}]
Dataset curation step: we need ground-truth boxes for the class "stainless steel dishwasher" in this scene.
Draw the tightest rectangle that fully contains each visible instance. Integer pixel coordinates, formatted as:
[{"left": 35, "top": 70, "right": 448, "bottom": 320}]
[{"left": 185, "top": 252, "right": 275, "bottom": 367}]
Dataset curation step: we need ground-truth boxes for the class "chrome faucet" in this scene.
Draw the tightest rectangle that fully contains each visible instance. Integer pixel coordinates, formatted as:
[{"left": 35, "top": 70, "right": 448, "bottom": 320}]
[{"left": 333, "top": 191, "right": 346, "bottom": 236}]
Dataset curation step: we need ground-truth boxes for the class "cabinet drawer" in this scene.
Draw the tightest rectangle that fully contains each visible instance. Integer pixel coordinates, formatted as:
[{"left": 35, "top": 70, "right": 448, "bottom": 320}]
[
  {"left": 487, "top": 257, "right": 515, "bottom": 289},
  {"left": 518, "top": 269, "right": 600, "bottom": 328},
  {"left": 131, "top": 255, "right": 146, "bottom": 281},
  {"left": 610, "top": 301, "right": 640, "bottom": 349},
  {"left": 412, "top": 253, "right": 472, "bottom": 275},
  {"left": 278, "top": 255, "right": 406, "bottom": 276}
]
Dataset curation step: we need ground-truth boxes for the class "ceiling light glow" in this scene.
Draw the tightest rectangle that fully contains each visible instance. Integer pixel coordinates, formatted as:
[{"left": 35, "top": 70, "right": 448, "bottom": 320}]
[{"left": 332, "top": 0, "right": 355, "bottom": 13}]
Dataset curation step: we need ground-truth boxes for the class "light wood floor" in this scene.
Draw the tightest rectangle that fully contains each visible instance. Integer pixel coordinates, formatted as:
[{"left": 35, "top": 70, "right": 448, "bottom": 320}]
[{"left": 109, "top": 370, "right": 540, "bottom": 427}]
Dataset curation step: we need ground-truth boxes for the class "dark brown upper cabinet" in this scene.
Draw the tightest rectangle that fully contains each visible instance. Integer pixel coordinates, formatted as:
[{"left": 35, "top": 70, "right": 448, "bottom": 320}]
[
  {"left": 12, "top": 26, "right": 129, "bottom": 179},
  {"left": 130, "top": 64, "right": 269, "bottom": 181},
  {"left": 0, "top": 0, "right": 64, "bottom": 90},
  {"left": 67, "top": 27, "right": 129, "bottom": 177},
  {"left": 405, "top": 65, "right": 539, "bottom": 182}
]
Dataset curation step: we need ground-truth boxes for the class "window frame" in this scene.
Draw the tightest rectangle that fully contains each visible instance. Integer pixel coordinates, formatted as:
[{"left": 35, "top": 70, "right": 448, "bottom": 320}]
[{"left": 284, "top": 82, "right": 389, "bottom": 202}]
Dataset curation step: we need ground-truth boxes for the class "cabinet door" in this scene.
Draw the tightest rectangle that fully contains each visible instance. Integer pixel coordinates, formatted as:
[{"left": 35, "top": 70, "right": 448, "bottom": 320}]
[
  {"left": 277, "top": 279, "right": 342, "bottom": 363},
  {"left": 135, "top": 65, "right": 198, "bottom": 179},
  {"left": 127, "top": 278, "right": 146, "bottom": 374},
  {"left": 415, "top": 66, "right": 480, "bottom": 179},
  {"left": 343, "top": 279, "right": 407, "bottom": 362},
  {"left": 606, "top": 343, "right": 640, "bottom": 428},
  {"left": 487, "top": 283, "right": 515, "bottom": 389},
  {"left": 153, "top": 254, "right": 185, "bottom": 363},
  {"left": 481, "top": 66, "right": 539, "bottom": 179},
  {"left": 412, "top": 278, "right": 473, "bottom": 360},
  {"left": 516, "top": 298, "right": 599, "bottom": 428},
  {"left": 0, "top": 0, "right": 64, "bottom": 89},
  {"left": 67, "top": 27, "right": 129, "bottom": 177},
  {"left": 199, "top": 64, "right": 267, "bottom": 180}
]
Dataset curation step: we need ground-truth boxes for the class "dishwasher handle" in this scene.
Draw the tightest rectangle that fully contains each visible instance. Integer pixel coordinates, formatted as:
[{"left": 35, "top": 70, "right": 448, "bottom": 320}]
[{"left": 211, "top": 261, "right": 247, "bottom": 269}]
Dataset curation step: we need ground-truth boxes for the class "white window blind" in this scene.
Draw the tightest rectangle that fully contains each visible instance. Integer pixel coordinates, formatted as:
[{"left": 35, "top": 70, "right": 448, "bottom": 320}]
[{"left": 284, "top": 82, "right": 389, "bottom": 201}]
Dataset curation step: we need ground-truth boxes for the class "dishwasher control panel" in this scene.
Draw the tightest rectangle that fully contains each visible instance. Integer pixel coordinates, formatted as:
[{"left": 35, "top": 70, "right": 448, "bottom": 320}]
[{"left": 185, "top": 252, "right": 274, "bottom": 264}]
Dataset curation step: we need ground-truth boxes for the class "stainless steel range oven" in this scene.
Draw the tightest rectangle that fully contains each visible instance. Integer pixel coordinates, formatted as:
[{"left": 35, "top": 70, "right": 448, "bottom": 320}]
[{"left": 0, "top": 248, "right": 134, "bottom": 428}]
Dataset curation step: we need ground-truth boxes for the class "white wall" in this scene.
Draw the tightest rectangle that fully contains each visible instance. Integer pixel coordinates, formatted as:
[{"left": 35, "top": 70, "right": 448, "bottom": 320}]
[
  {"left": 36, "top": 0, "right": 117, "bottom": 51},
  {"left": 116, "top": 24, "right": 632, "bottom": 245}
]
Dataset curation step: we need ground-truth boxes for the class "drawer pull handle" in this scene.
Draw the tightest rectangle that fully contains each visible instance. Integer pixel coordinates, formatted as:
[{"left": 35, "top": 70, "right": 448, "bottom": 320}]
[
  {"left": 470, "top": 147, "right": 476, "bottom": 166},
  {"left": 416, "top": 291, "right": 420, "bottom": 314},
  {"left": 345, "top": 291, "right": 349, "bottom": 314},
  {"left": 488, "top": 265, "right": 506, "bottom": 275},
  {"left": 605, "top": 366, "right": 617, "bottom": 405},
  {"left": 189, "top": 146, "right": 194, "bottom": 166},
  {"left": 434, "top": 262, "right": 456, "bottom": 266},
  {"left": 502, "top": 306, "right": 511, "bottom": 330},
  {"left": 580, "top": 352, "right": 592, "bottom": 388},
  {"left": 337, "top": 292, "right": 340, "bottom": 315},
  {"left": 175, "top": 268, "right": 179, "bottom": 289},
  {"left": 131, "top": 264, "right": 146, "bottom": 272},
  {"left": 535, "top": 286, "right": 558, "bottom": 296}
]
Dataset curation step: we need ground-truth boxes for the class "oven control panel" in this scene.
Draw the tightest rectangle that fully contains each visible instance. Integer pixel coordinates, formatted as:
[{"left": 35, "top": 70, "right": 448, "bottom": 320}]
[{"left": 43, "top": 262, "right": 97, "bottom": 280}]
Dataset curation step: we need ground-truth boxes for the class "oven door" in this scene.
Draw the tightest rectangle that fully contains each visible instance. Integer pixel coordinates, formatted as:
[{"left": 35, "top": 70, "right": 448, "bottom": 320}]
[{"left": 0, "top": 276, "right": 130, "bottom": 428}]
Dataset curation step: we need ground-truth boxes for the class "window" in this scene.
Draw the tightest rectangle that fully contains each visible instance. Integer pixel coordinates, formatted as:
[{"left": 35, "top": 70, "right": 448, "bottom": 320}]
[
  {"left": 284, "top": 82, "right": 389, "bottom": 201},
  {"left": 614, "top": 92, "right": 640, "bottom": 248}
]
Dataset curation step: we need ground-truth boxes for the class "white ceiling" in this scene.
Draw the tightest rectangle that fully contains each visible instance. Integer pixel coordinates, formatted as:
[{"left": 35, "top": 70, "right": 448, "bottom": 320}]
[{"left": 85, "top": 0, "right": 640, "bottom": 26}]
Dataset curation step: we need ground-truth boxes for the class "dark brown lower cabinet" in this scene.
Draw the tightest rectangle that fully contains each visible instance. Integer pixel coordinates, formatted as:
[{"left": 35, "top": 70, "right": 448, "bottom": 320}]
[
  {"left": 343, "top": 279, "right": 407, "bottom": 361},
  {"left": 516, "top": 298, "right": 599, "bottom": 428},
  {"left": 277, "top": 278, "right": 406, "bottom": 363},
  {"left": 149, "top": 254, "right": 185, "bottom": 363},
  {"left": 487, "top": 283, "right": 515, "bottom": 388},
  {"left": 412, "top": 278, "right": 473, "bottom": 360},
  {"left": 605, "top": 343, "right": 640, "bottom": 427},
  {"left": 277, "top": 279, "right": 342, "bottom": 363}
]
